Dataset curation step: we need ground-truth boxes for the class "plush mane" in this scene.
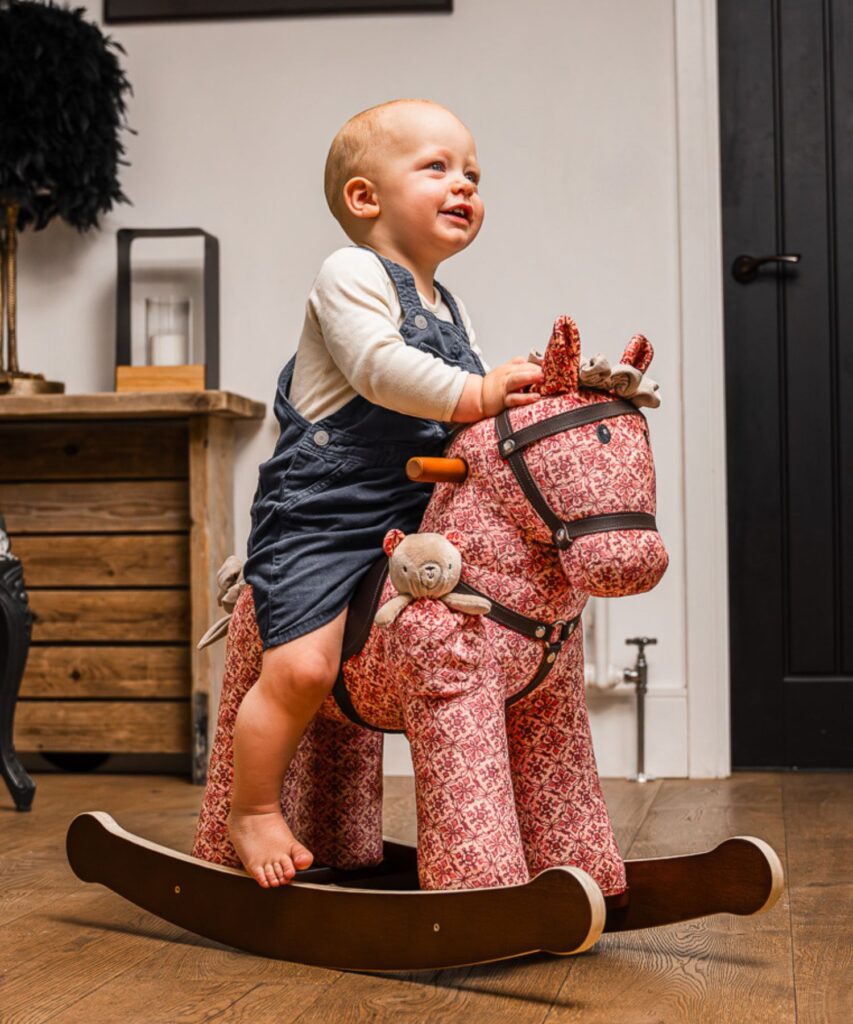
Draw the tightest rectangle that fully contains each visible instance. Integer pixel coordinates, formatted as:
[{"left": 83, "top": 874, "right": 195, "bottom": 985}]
[{"left": 539, "top": 316, "right": 657, "bottom": 407}]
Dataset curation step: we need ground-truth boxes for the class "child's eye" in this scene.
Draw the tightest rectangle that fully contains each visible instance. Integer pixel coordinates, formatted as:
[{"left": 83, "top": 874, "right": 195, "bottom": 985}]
[
  {"left": 429, "top": 161, "right": 445, "bottom": 172},
  {"left": 465, "top": 171, "right": 479, "bottom": 184}
]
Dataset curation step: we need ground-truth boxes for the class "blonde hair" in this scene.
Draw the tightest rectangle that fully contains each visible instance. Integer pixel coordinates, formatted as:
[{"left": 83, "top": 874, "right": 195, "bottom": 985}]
[{"left": 323, "top": 99, "right": 447, "bottom": 226}]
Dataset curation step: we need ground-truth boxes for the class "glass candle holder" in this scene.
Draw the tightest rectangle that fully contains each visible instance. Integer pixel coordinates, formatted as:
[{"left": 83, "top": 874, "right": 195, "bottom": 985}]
[{"left": 145, "top": 297, "right": 191, "bottom": 366}]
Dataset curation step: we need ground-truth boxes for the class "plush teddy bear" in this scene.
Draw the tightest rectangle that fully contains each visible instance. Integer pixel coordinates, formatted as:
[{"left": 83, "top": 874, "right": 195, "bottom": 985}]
[{"left": 374, "top": 529, "right": 492, "bottom": 628}]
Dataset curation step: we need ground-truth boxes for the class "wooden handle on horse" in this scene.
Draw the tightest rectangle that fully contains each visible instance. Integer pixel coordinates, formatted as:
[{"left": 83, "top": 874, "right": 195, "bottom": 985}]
[{"left": 406, "top": 457, "right": 469, "bottom": 483}]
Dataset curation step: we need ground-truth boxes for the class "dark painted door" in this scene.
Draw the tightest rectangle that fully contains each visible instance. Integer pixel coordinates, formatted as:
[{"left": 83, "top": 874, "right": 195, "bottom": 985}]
[{"left": 719, "top": 1, "right": 852, "bottom": 768}]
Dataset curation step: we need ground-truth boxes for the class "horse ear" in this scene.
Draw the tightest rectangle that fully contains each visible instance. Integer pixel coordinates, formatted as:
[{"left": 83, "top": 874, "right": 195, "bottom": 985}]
[
  {"left": 619, "top": 333, "right": 653, "bottom": 373},
  {"left": 444, "top": 529, "right": 464, "bottom": 549},
  {"left": 540, "top": 316, "right": 581, "bottom": 395},
  {"left": 383, "top": 529, "right": 405, "bottom": 557}
]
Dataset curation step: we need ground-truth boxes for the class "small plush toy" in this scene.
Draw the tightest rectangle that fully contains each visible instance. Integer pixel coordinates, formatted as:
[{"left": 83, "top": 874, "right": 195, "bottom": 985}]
[{"left": 374, "top": 529, "right": 492, "bottom": 628}]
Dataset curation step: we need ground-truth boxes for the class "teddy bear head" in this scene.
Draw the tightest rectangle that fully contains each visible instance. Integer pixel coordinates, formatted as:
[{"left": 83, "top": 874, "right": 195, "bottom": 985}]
[{"left": 383, "top": 529, "right": 464, "bottom": 599}]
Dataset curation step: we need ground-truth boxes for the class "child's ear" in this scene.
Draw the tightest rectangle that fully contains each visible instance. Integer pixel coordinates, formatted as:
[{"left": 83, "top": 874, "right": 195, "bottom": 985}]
[
  {"left": 383, "top": 529, "right": 406, "bottom": 557},
  {"left": 540, "top": 315, "right": 582, "bottom": 395},
  {"left": 343, "top": 176, "right": 380, "bottom": 220},
  {"left": 619, "top": 333, "right": 654, "bottom": 373},
  {"left": 444, "top": 529, "right": 464, "bottom": 549}
]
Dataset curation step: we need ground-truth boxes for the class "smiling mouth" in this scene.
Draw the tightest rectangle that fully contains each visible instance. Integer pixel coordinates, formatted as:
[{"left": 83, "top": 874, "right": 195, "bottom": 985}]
[{"left": 440, "top": 206, "right": 471, "bottom": 223}]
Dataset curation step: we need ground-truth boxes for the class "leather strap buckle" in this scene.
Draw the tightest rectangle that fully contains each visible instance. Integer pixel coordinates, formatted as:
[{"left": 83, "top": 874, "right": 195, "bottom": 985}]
[{"left": 548, "top": 619, "right": 574, "bottom": 646}]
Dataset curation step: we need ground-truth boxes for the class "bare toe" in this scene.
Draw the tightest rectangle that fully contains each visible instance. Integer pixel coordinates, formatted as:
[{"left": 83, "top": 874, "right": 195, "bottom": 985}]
[
  {"left": 228, "top": 809, "right": 314, "bottom": 887},
  {"left": 292, "top": 843, "right": 313, "bottom": 871}
]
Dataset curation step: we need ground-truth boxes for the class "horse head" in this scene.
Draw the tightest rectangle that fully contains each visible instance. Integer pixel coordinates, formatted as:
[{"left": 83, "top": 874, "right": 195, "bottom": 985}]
[{"left": 452, "top": 316, "right": 668, "bottom": 598}]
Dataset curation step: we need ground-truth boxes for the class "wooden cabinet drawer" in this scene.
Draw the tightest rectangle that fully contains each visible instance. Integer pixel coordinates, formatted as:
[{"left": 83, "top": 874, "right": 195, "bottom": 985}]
[
  {"left": 14, "top": 701, "right": 191, "bottom": 754},
  {"left": 0, "top": 420, "right": 188, "bottom": 479},
  {"left": 28, "top": 589, "right": 189, "bottom": 643},
  {"left": 0, "top": 481, "right": 189, "bottom": 533},
  {"left": 21, "top": 647, "right": 189, "bottom": 699},
  {"left": 11, "top": 534, "right": 189, "bottom": 587}
]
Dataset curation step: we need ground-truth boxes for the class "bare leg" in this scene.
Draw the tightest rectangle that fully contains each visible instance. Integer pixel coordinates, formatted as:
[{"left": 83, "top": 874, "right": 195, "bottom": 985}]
[
  {"left": 227, "top": 608, "right": 347, "bottom": 888},
  {"left": 281, "top": 711, "right": 385, "bottom": 870}
]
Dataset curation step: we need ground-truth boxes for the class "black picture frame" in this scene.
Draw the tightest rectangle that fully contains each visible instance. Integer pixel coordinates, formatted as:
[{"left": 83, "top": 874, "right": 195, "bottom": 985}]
[{"left": 105, "top": 0, "right": 452, "bottom": 23}]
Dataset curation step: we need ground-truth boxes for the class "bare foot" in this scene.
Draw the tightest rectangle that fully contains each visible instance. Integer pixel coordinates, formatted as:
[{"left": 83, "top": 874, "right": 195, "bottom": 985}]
[{"left": 227, "top": 807, "right": 313, "bottom": 888}]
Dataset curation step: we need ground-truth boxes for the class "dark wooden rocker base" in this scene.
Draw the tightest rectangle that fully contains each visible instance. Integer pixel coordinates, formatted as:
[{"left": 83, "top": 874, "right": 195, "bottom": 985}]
[
  {"left": 66, "top": 813, "right": 784, "bottom": 971},
  {"left": 606, "top": 834, "right": 784, "bottom": 931},
  {"left": 66, "top": 813, "right": 605, "bottom": 971}
]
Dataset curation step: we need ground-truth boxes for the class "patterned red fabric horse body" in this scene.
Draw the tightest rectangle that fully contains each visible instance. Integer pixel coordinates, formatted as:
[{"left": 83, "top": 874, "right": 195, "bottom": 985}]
[{"left": 193, "top": 317, "right": 668, "bottom": 896}]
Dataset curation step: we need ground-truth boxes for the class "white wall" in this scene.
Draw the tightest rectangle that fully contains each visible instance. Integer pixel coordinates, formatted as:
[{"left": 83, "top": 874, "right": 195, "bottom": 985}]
[{"left": 15, "top": 0, "right": 726, "bottom": 777}]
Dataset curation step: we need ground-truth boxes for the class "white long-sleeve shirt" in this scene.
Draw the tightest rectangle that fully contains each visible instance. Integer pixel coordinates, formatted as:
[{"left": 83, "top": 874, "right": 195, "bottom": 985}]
[{"left": 289, "top": 246, "right": 486, "bottom": 423}]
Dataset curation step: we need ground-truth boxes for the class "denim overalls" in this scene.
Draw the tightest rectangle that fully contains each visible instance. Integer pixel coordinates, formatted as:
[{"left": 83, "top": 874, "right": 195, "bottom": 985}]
[{"left": 244, "top": 248, "right": 486, "bottom": 650}]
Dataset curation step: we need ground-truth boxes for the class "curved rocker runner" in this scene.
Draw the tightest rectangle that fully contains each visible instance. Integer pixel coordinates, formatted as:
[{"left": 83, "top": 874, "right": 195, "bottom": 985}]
[{"left": 65, "top": 812, "right": 783, "bottom": 971}]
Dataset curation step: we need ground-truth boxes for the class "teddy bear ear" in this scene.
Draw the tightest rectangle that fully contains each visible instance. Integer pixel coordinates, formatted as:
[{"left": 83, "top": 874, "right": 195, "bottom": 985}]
[
  {"left": 619, "top": 333, "right": 654, "bottom": 373},
  {"left": 444, "top": 529, "right": 464, "bottom": 549},
  {"left": 540, "top": 315, "right": 581, "bottom": 395},
  {"left": 382, "top": 529, "right": 405, "bottom": 557}
]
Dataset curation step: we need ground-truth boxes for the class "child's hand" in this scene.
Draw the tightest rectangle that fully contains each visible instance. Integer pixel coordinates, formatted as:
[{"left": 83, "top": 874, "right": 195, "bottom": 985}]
[
  {"left": 452, "top": 358, "right": 544, "bottom": 422},
  {"left": 482, "top": 358, "right": 544, "bottom": 415}
]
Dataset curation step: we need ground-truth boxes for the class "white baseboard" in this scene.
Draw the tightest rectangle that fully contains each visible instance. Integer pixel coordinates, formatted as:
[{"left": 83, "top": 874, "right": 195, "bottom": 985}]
[
  {"left": 383, "top": 734, "right": 414, "bottom": 777},
  {"left": 587, "top": 688, "right": 688, "bottom": 778}
]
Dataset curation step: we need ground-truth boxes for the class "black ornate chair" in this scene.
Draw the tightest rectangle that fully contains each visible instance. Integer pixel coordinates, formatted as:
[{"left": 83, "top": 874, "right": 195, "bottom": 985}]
[{"left": 0, "top": 516, "right": 36, "bottom": 811}]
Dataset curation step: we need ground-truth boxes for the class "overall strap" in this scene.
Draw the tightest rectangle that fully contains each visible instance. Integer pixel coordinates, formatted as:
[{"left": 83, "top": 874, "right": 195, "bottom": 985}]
[
  {"left": 355, "top": 245, "right": 422, "bottom": 315},
  {"left": 433, "top": 280, "right": 467, "bottom": 333}
]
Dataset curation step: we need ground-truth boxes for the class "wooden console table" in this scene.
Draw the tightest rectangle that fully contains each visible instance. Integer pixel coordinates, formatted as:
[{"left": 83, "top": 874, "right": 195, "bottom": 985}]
[{"left": 0, "top": 391, "right": 265, "bottom": 783}]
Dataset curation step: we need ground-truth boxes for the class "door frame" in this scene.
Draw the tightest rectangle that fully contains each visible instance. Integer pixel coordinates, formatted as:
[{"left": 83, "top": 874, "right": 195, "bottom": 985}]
[{"left": 676, "top": 0, "right": 731, "bottom": 777}]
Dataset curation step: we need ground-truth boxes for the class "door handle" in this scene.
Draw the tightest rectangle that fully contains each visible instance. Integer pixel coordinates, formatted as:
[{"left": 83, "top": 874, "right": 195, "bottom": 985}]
[{"left": 731, "top": 253, "right": 801, "bottom": 284}]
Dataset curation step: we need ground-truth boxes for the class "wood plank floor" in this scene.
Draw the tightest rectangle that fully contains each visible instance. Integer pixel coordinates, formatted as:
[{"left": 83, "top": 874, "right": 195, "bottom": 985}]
[{"left": 1, "top": 772, "right": 850, "bottom": 1023}]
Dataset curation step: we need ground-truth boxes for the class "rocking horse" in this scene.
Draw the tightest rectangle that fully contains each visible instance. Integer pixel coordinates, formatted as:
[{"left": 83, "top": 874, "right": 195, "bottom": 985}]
[{"left": 67, "top": 317, "right": 783, "bottom": 971}]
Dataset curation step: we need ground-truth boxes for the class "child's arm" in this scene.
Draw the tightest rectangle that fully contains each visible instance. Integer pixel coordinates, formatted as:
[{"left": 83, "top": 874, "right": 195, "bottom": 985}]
[
  {"left": 451, "top": 358, "right": 544, "bottom": 422},
  {"left": 309, "top": 249, "right": 472, "bottom": 422}
]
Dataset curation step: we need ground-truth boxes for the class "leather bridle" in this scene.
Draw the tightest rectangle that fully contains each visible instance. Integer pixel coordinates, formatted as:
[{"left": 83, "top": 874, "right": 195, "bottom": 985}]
[
  {"left": 451, "top": 398, "right": 660, "bottom": 710},
  {"left": 495, "top": 398, "right": 658, "bottom": 548}
]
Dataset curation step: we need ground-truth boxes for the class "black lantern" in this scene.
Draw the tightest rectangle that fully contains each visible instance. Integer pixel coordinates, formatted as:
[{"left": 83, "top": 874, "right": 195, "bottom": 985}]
[{"left": 115, "top": 227, "right": 220, "bottom": 392}]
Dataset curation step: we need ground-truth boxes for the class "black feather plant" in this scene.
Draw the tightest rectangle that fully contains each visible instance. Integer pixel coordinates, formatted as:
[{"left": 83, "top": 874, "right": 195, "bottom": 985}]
[
  {"left": 0, "top": 0, "right": 133, "bottom": 231},
  {"left": 0, "top": 0, "right": 133, "bottom": 392}
]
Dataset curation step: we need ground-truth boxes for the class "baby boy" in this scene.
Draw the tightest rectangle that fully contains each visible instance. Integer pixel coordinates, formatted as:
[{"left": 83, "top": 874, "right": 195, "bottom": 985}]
[{"left": 229, "top": 98, "right": 544, "bottom": 887}]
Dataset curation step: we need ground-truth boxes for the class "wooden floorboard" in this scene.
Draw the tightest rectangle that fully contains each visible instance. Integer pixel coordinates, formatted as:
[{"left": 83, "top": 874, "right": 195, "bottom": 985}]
[
  {"left": 544, "top": 774, "right": 797, "bottom": 1024},
  {"left": 0, "top": 771, "right": 848, "bottom": 1023},
  {"left": 783, "top": 773, "right": 853, "bottom": 1024}
]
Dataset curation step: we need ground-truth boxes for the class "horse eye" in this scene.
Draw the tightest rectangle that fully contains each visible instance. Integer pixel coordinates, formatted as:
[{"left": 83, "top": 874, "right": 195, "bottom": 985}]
[{"left": 597, "top": 424, "right": 611, "bottom": 444}]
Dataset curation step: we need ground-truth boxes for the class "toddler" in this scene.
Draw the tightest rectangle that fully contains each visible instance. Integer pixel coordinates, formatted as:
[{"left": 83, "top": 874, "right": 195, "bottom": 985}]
[{"left": 229, "top": 98, "right": 544, "bottom": 887}]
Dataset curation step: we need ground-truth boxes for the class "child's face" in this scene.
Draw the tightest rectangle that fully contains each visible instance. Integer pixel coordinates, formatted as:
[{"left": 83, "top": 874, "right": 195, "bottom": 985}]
[{"left": 369, "top": 104, "right": 484, "bottom": 266}]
